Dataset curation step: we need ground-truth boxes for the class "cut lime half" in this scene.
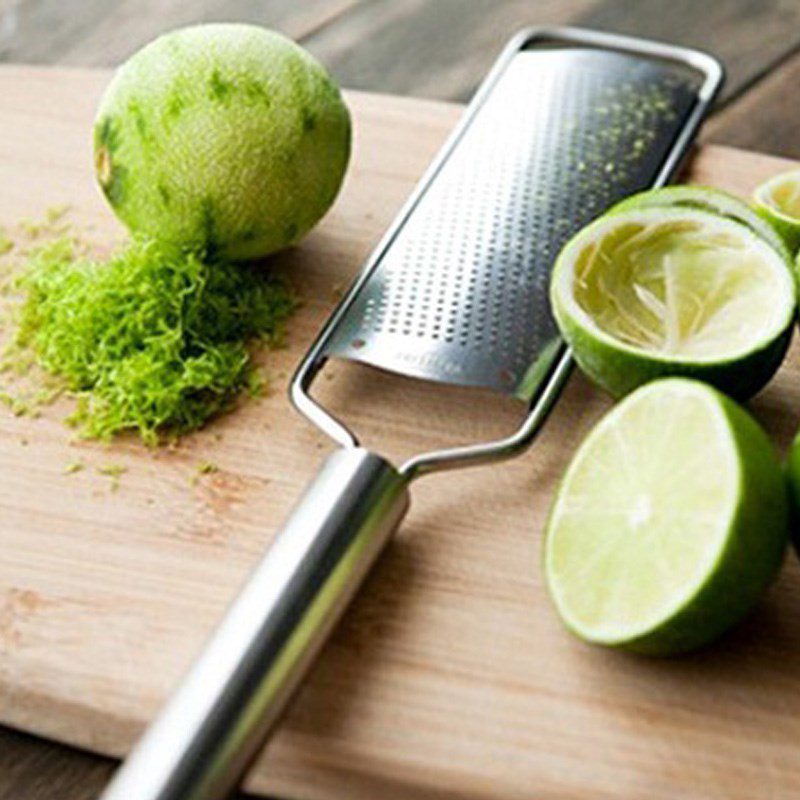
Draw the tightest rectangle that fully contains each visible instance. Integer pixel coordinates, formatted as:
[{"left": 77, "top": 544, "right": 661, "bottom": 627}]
[
  {"left": 753, "top": 169, "right": 800, "bottom": 255},
  {"left": 612, "top": 185, "right": 791, "bottom": 263},
  {"left": 544, "top": 378, "right": 788, "bottom": 655},
  {"left": 551, "top": 206, "right": 796, "bottom": 399},
  {"left": 784, "top": 428, "right": 800, "bottom": 553}
]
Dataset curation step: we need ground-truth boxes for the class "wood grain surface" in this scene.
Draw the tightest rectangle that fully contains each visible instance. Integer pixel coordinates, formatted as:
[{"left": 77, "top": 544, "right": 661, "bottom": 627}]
[
  {"left": 304, "top": 0, "right": 800, "bottom": 103},
  {"left": 4, "top": 3, "right": 800, "bottom": 796},
  {"left": 705, "top": 46, "right": 800, "bottom": 157},
  {"left": 0, "top": 0, "right": 361, "bottom": 66},
  {"left": 6, "top": 0, "right": 800, "bottom": 159},
  {"left": 1, "top": 65, "right": 800, "bottom": 800}
]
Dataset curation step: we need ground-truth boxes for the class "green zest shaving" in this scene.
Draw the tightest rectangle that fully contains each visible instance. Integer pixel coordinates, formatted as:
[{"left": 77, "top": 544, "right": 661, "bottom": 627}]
[
  {"left": 0, "top": 231, "right": 13, "bottom": 256},
  {"left": 191, "top": 459, "right": 219, "bottom": 485},
  {"left": 13, "top": 236, "right": 295, "bottom": 444},
  {"left": 98, "top": 463, "right": 127, "bottom": 491}
]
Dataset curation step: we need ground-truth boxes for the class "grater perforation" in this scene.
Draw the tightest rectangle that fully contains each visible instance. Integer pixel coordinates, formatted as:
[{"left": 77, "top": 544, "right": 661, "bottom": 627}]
[{"left": 324, "top": 47, "right": 702, "bottom": 399}]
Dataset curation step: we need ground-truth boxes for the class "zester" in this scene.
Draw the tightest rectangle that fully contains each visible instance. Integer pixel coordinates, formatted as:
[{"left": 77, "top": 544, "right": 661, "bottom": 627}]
[{"left": 102, "top": 26, "right": 724, "bottom": 800}]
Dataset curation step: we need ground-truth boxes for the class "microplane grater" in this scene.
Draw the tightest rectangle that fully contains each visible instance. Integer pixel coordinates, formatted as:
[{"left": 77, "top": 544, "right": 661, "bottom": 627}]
[
  {"left": 325, "top": 47, "right": 703, "bottom": 399},
  {"left": 102, "top": 28, "right": 724, "bottom": 800}
]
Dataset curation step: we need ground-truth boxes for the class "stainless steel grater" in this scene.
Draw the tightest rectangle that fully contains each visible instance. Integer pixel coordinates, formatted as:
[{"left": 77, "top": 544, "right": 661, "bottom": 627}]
[{"left": 103, "top": 27, "right": 724, "bottom": 800}]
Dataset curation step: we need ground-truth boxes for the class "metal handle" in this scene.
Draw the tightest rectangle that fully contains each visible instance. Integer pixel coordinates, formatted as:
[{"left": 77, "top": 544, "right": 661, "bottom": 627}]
[{"left": 101, "top": 447, "right": 409, "bottom": 800}]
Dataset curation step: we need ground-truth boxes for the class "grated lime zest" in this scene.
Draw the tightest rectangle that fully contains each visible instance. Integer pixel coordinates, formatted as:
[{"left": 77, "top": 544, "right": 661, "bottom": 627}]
[{"left": 13, "top": 236, "right": 296, "bottom": 444}]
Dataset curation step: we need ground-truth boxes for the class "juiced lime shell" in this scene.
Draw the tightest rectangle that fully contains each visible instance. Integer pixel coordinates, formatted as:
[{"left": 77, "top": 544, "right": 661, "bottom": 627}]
[
  {"left": 550, "top": 206, "right": 796, "bottom": 400},
  {"left": 93, "top": 24, "right": 351, "bottom": 260}
]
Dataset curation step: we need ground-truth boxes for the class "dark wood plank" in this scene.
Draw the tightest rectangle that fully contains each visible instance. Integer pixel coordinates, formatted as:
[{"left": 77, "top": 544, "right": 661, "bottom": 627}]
[
  {"left": 704, "top": 48, "right": 800, "bottom": 159},
  {"left": 0, "top": 0, "right": 363, "bottom": 67},
  {"left": 0, "top": 728, "right": 114, "bottom": 800},
  {"left": 0, "top": 728, "right": 258, "bottom": 799},
  {"left": 575, "top": 0, "right": 800, "bottom": 103},
  {"left": 303, "top": 0, "right": 800, "bottom": 104},
  {"left": 300, "top": 0, "right": 599, "bottom": 101}
]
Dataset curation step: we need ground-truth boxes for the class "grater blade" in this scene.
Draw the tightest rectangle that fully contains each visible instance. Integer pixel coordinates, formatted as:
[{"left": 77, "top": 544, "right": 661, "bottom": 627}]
[{"left": 323, "top": 45, "right": 703, "bottom": 400}]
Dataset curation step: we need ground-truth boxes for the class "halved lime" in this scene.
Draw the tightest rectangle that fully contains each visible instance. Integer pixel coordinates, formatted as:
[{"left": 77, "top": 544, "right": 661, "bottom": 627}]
[
  {"left": 551, "top": 206, "right": 796, "bottom": 399},
  {"left": 611, "top": 185, "right": 791, "bottom": 263},
  {"left": 753, "top": 170, "right": 800, "bottom": 255},
  {"left": 544, "top": 378, "right": 788, "bottom": 655},
  {"left": 785, "top": 428, "right": 800, "bottom": 550}
]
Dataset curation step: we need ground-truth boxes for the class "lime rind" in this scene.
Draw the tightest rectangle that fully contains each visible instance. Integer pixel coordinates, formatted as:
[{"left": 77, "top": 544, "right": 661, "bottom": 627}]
[
  {"left": 611, "top": 185, "right": 792, "bottom": 264},
  {"left": 557, "top": 207, "right": 796, "bottom": 363},
  {"left": 551, "top": 205, "right": 796, "bottom": 399},
  {"left": 544, "top": 378, "right": 788, "bottom": 654}
]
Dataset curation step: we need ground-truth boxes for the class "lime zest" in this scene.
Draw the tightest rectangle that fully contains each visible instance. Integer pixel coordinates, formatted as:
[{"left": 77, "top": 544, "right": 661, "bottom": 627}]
[
  {"left": 0, "top": 231, "right": 13, "bottom": 256},
  {"left": 98, "top": 463, "right": 127, "bottom": 491},
  {"left": 191, "top": 460, "right": 220, "bottom": 486},
  {"left": 11, "top": 236, "right": 296, "bottom": 444}
]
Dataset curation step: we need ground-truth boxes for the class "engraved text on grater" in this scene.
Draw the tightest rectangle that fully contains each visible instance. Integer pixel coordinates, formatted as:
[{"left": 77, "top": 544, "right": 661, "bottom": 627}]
[{"left": 391, "top": 349, "right": 465, "bottom": 377}]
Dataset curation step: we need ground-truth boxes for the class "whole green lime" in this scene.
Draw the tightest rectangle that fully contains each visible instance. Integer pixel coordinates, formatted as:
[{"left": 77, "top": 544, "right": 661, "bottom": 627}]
[{"left": 93, "top": 24, "right": 351, "bottom": 260}]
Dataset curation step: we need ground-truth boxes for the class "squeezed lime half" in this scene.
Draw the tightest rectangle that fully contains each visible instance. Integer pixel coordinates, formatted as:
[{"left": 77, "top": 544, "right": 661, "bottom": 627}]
[
  {"left": 550, "top": 206, "right": 796, "bottom": 399},
  {"left": 753, "top": 169, "right": 800, "bottom": 255},
  {"left": 544, "top": 378, "right": 788, "bottom": 655}
]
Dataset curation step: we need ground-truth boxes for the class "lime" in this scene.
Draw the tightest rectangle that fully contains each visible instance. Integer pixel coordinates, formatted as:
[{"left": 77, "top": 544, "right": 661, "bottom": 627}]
[
  {"left": 93, "top": 24, "right": 351, "bottom": 261},
  {"left": 544, "top": 378, "right": 788, "bottom": 655},
  {"left": 753, "top": 170, "right": 800, "bottom": 256},
  {"left": 550, "top": 206, "right": 796, "bottom": 400},
  {"left": 785, "top": 428, "right": 800, "bottom": 547},
  {"left": 611, "top": 185, "right": 791, "bottom": 263}
]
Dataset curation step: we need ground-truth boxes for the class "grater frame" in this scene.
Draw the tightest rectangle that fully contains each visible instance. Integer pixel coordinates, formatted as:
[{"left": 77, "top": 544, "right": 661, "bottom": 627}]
[{"left": 291, "top": 26, "right": 725, "bottom": 478}]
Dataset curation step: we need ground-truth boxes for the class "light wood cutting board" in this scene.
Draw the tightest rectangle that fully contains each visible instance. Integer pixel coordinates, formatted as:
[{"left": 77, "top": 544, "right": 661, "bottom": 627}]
[{"left": 2, "top": 65, "right": 800, "bottom": 800}]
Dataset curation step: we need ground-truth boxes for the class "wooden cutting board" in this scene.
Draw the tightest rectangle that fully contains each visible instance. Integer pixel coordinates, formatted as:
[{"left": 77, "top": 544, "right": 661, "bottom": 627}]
[{"left": 2, "top": 65, "right": 800, "bottom": 800}]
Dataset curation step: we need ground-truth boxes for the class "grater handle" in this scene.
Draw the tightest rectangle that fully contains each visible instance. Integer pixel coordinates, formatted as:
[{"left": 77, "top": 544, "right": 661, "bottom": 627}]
[{"left": 100, "top": 448, "right": 410, "bottom": 800}]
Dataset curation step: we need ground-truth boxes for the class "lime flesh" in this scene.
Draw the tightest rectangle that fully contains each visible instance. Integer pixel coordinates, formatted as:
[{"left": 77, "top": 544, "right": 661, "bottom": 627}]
[
  {"left": 545, "top": 378, "right": 788, "bottom": 654},
  {"left": 551, "top": 206, "right": 796, "bottom": 399}
]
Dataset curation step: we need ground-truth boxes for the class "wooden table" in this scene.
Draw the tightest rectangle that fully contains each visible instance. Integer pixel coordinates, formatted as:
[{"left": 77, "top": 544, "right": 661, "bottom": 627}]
[{"left": 2, "top": 1, "right": 800, "bottom": 797}]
